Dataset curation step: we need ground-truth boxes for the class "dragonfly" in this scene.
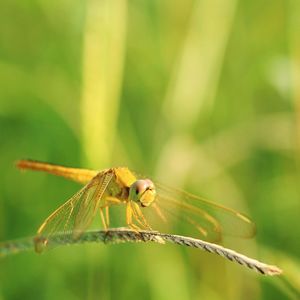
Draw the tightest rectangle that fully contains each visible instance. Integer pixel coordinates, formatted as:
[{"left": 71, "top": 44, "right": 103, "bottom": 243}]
[{"left": 17, "top": 159, "right": 256, "bottom": 253}]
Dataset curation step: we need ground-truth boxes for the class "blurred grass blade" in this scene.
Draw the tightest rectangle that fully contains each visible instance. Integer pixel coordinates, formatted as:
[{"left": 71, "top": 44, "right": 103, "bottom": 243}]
[
  {"left": 288, "top": 0, "right": 300, "bottom": 151},
  {"left": 163, "top": 0, "right": 238, "bottom": 130},
  {"left": 81, "top": 0, "right": 127, "bottom": 167}
]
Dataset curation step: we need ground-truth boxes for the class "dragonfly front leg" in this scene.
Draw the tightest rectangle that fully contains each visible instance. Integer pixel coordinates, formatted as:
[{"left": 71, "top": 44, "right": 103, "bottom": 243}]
[
  {"left": 126, "top": 202, "right": 142, "bottom": 231},
  {"left": 131, "top": 202, "right": 152, "bottom": 231}
]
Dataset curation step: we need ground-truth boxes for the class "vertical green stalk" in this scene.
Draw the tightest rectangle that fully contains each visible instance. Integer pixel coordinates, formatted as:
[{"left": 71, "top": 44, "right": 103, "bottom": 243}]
[
  {"left": 156, "top": 1, "right": 258, "bottom": 299},
  {"left": 288, "top": 0, "right": 300, "bottom": 151},
  {"left": 288, "top": 8, "right": 300, "bottom": 297},
  {"left": 163, "top": 0, "right": 238, "bottom": 131},
  {"left": 157, "top": 0, "right": 239, "bottom": 183},
  {"left": 81, "top": 0, "right": 127, "bottom": 168},
  {"left": 80, "top": 1, "right": 127, "bottom": 299}
]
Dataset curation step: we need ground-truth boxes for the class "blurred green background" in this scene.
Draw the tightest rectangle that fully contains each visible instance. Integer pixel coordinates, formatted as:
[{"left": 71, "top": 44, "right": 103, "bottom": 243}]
[{"left": 0, "top": 0, "right": 300, "bottom": 299}]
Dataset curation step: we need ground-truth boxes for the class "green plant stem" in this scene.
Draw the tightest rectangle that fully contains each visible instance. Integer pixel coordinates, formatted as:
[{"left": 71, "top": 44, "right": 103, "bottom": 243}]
[{"left": 0, "top": 228, "right": 282, "bottom": 276}]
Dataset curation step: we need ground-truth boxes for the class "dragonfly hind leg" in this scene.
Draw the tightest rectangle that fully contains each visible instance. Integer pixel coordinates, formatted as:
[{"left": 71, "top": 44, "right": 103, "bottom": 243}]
[{"left": 100, "top": 197, "right": 124, "bottom": 230}]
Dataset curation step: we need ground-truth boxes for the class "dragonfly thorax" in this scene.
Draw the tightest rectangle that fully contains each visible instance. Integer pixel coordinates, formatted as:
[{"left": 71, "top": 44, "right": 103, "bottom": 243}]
[{"left": 129, "top": 179, "right": 156, "bottom": 207}]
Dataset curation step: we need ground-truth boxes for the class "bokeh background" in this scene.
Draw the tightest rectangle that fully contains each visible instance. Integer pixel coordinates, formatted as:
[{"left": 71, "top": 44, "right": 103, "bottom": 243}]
[{"left": 1, "top": 0, "right": 300, "bottom": 299}]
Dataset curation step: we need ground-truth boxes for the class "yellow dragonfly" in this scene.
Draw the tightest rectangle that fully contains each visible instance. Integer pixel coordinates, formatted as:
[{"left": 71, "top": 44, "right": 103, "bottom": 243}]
[{"left": 17, "top": 159, "right": 256, "bottom": 252}]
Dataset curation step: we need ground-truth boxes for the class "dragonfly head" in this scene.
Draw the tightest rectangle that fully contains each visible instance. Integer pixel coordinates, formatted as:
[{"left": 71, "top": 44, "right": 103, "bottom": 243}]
[{"left": 129, "top": 179, "right": 156, "bottom": 207}]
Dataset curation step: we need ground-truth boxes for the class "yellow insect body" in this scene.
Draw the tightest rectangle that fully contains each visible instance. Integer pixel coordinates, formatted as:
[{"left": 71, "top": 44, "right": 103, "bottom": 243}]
[{"left": 17, "top": 159, "right": 255, "bottom": 253}]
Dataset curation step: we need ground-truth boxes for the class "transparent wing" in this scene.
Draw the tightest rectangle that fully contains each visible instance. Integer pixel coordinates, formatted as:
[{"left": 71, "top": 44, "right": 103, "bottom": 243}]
[
  {"left": 34, "top": 171, "right": 114, "bottom": 252},
  {"left": 144, "top": 183, "right": 256, "bottom": 242}
]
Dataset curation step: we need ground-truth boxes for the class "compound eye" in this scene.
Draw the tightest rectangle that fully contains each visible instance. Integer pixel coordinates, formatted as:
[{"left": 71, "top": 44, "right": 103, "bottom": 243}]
[
  {"left": 129, "top": 179, "right": 156, "bottom": 206},
  {"left": 134, "top": 180, "right": 148, "bottom": 196},
  {"left": 144, "top": 179, "right": 154, "bottom": 189}
]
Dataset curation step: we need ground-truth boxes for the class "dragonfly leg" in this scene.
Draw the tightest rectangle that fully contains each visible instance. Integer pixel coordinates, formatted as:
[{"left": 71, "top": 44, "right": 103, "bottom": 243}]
[
  {"left": 126, "top": 202, "right": 142, "bottom": 232},
  {"left": 100, "top": 197, "right": 123, "bottom": 229},
  {"left": 129, "top": 202, "right": 146, "bottom": 229},
  {"left": 131, "top": 202, "right": 152, "bottom": 230},
  {"left": 105, "top": 196, "right": 123, "bottom": 205},
  {"left": 99, "top": 208, "right": 108, "bottom": 230},
  {"left": 129, "top": 223, "right": 142, "bottom": 231},
  {"left": 105, "top": 206, "right": 110, "bottom": 228}
]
